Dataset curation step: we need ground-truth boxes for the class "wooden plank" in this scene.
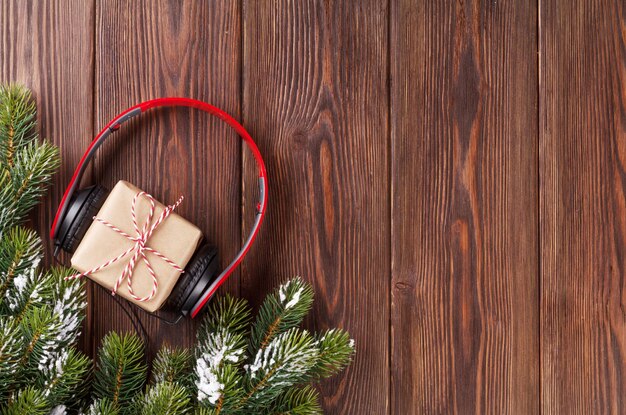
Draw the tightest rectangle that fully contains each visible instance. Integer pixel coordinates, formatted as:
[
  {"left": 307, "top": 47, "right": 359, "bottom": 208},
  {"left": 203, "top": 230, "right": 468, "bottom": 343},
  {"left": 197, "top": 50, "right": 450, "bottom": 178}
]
[
  {"left": 0, "top": 0, "right": 94, "bottom": 262},
  {"left": 540, "top": 1, "right": 626, "bottom": 412},
  {"left": 0, "top": 0, "right": 95, "bottom": 355},
  {"left": 241, "top": 1, "right": 389, "bottom": 413},
  {"left": 94, "top": 0, "right": 241, "bottom": 358},
  {"left": 390, "top": 2, "right": 539, "bottom": 413}
]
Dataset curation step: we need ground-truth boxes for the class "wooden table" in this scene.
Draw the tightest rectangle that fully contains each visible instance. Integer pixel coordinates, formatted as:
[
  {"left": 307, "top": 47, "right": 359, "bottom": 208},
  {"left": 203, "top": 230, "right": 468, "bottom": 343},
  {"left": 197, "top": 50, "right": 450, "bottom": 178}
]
[{"left": 1, "top": 1, "right": 624, "bottom": 413}]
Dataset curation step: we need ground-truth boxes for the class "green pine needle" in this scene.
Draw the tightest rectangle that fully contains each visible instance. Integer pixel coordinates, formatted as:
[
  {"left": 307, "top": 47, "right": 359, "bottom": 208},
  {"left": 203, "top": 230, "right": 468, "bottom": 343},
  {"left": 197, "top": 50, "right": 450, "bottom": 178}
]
[
  {"left": 0, "top": 227, "right": 43, "bottom": 311},
  {"left": 199, "top": 294, "right": 251, "bottom": 340},
  {"left": 47, "top": 267, "right": 87, "bottom": 346},
  {"left": 193, "top": 407, "right": 217, "bottom": 415},
  {"left": 0, "top": 83, "right": 90, "bottom": 414},
  {"left": 93, "top": 332, "right": 147, "bottom": 409},
  {"left": 132, "top": 381, "right": 191, "bottom": 415},
  {"left": 241, "top": 328, "right": 319, "bottom": 411},
  {"left": 37, "top": 348, "right": 91, "bottom": 409},
  {"left": 3, "top": 267, "right": 53, "bottom": 322},
  {"left": 0, "top": 84, "right": 38, "bottom": 168},
  {"left": 16, "top": 306, "right": 58, "bottom": 386},
  {"left": 195, "top": 296, "right": 250, "bottom": 411},
  {"left": 0, "top": 320, "right": 21, "bottom": 402},
  {"left": 152, "top": 346, "right": 193, "bottom": 389},
  {"left": 86, "top": 398, "right": 119, "bottom": 415},
  {"left": 0, "top": 85, "right": 59, "bottom": 232},
  {"left": 1, "top": 141, "right": 59, "bottom": 227},
  {"left": 249, "top": 277, "right": 314, "bottom": 355},
  {"left": 195, "top": 353, "right": 245, "bottom": 412},
  {"left": 269, "top": 386, "right": 321, "bottom": 415},
  {"left": 307, "top": 329, "right": 355, "bottom": 381},
  {"left": 1, "top": 387, "right": 48, "bottom": 415}
]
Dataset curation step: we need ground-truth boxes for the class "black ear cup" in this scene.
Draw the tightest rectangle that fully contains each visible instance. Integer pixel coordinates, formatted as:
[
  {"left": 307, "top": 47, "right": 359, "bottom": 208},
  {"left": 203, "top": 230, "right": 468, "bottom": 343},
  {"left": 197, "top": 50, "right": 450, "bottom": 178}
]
[
  {"left": 168, "top": 242, "right": 219, "bottom": 315},
  {"left": 56, "top": 185, "right": 108, "bottom": 254}
]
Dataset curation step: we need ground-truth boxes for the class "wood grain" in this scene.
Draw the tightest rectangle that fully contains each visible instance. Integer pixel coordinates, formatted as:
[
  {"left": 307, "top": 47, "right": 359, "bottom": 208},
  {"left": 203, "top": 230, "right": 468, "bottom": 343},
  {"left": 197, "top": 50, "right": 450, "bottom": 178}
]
[
  {"left": 94, "top": 0, "right": 241, "bottom": 359},
  {"left": 241, "top": 1, "right": 390, "bottom": 413},
  {"left": 0, "top": 0, "right": 94, "bottom": 261},
  {"left": 390, "top": 1, "right": 539, "bottom": 413},
  {"left": 540, "top": 1, "right": 626, "bottom": 412},
  {"left": 0, "top": 0, "right": 95, "bottom": 353},
  {"left": 6, "top": 1, "right": 626, "bottom": 413}
]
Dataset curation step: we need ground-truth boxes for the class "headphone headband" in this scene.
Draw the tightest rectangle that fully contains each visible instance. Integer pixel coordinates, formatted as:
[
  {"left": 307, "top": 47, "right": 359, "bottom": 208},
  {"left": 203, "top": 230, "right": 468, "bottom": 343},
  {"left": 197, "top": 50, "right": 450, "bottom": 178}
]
[{"left": 51, "top": 98, "right": 267, "bottom": 318}]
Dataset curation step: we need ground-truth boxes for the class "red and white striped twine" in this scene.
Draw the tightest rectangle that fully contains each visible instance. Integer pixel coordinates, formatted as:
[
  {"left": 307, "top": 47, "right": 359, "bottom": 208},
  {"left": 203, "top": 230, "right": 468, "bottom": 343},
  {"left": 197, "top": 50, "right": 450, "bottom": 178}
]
[{"left": 66, "top": 191, "right": 185, "bottom": 302}]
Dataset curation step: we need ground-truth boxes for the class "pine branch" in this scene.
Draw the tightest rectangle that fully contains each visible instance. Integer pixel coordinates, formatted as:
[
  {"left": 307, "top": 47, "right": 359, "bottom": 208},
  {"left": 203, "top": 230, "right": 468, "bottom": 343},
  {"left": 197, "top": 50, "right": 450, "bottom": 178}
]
[
  {"left": 15, "top": 306, "right": 59, "bottom": 388},
  {"left": 0, "top": 387, "right": 48, "bottom": 415},
  {"left": 152, "top": 346, "right": 193, "bottom": 390},
  {"left": 0, "top": 84, "right": 59, "bottom": 232},
  {"left": 0, "top": 141, "right": 59, "bottom": 230},
  {"left": 36, "top": 348, "right": 91, "bottom": 409},
  {"left": 0, "top": 85, "right": 38, "bottom": 170},
  {"left": 269, "top": 386, "right": 321, "bottom": 415},
  {"left": 241, "top": 328, "right": 318, "bottom": 412},
  {"left": 249, "top": 277, "right": 314, "bottom": 354},
  {"left": 199, "top": 295, "right": 251, "bottom": 342},
  {"left": 93, "top": 333, "right": 147, "bottom": 409},
  {"left": 195, "top": 355, "right": 244, "bottom": 413},
  {"left": 306, "top": 329, "right": 355, "bottom": 381},
  {"left": 0, "top": 320, "right": 20, "bottom": 402},
  {"left": 0, "top": 84, "right": 91, "bottom": 414},
  {"left": 193, "top": 295, "right": 251, "bottom": 412},
  {"left": 46, "top": 267, "right": 87, "bottom": 347},
  {"left": 193, "top": 407, "right": 217, "bottom": 415},
  {"left": 132, "top": 382, "right": 191, "bottom": 415},
  {"left": 0, "top": 227, "right": 42, "bottom": 311},
  {"left": 86, "top": 398, "right": 119, "bottom": 415},
  {"left": 3, "top": 267, "right": 53, "bottom": 323},
  {"left": 2, "top": 265, "right": 87, "bottom": 406},
  {"left": 0, "top": 80, "right": 57, "bottom": 240}
]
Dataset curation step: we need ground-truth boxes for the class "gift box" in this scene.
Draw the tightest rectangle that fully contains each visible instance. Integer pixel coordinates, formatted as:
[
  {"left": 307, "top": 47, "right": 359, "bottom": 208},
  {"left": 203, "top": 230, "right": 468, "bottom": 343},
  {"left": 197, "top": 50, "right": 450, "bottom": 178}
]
[{"left": 71, "top": 180, "right": 203, "bottom": 312}]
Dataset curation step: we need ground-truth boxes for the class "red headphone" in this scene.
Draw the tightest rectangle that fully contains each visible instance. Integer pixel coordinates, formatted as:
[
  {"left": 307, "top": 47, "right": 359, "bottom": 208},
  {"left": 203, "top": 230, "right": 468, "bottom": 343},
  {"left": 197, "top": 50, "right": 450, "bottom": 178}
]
[{"left": 51, "top": 98, "right": 267, "bottom": 318}]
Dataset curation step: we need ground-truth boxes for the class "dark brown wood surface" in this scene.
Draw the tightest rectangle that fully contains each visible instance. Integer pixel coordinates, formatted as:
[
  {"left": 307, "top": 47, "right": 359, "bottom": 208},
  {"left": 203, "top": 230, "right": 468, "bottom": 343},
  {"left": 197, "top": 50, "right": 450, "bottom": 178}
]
[
  {"left": 241, "top": 2, "right": 389, "bottom": 413},
  {"left": 1, "top": 0, "right": 626, "bottom": 413},
  {"left": 391, "top": 1, "right": 539, "bottom": 413},
  {"left": 540, "top": 0, "right": 626, "bottom": 413}
]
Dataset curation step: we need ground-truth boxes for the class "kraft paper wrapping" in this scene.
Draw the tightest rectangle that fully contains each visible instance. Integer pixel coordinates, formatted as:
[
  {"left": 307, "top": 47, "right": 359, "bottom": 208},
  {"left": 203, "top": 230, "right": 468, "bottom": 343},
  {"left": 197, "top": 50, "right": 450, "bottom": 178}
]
[{"left": 71, "top": 180, "right": 203, "bottom": 312}]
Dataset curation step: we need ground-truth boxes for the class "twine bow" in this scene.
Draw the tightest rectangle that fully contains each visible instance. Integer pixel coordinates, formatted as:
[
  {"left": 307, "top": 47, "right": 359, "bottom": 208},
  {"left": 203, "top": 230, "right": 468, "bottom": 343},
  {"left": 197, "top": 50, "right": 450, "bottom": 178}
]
[{"left": 66, "top": 191, "right": 185, "bottom": 302}]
